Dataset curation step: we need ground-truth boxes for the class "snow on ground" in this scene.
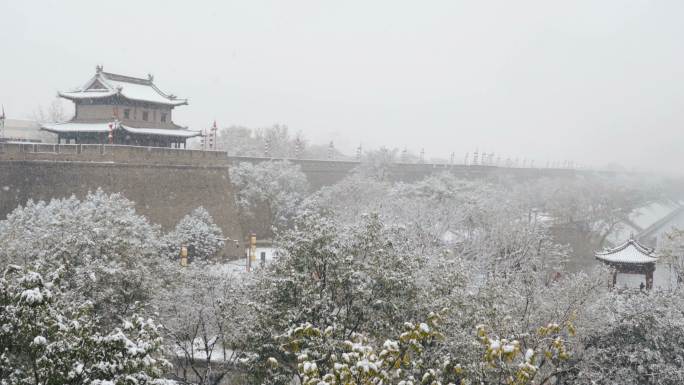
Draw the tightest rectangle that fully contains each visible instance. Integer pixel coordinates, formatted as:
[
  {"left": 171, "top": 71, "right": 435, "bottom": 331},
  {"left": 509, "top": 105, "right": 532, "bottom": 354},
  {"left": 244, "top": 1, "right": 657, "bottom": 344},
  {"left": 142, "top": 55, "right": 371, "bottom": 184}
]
[
  {"left": 174, "top": 338, "right": 238, "bottom": 363},
  {"left": 211, "top": 247, "right": 278, "bottom": 276}
]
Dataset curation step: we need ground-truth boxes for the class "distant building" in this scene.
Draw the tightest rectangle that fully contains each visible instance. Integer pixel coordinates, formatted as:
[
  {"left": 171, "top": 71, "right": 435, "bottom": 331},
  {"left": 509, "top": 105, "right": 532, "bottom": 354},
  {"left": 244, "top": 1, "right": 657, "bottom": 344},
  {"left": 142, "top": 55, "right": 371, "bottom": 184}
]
[
  {"left": 1, "top": 118, "right": 53, "bottom": 143},
  {"left": 605, "top": 201, "right": 684, "bottom": 248},
  {"left": 41, "top": 65, "right": 199, "bottom": 148}
]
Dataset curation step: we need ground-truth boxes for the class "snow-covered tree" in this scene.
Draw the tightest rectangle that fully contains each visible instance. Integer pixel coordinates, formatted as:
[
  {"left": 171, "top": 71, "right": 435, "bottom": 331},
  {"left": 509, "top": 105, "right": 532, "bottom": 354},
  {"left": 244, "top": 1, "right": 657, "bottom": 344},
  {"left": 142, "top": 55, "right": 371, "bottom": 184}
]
[
  {"left": 313, "top": 173, "right": 391, "bottom": 225},
  {"left": 0, "top": 189, "right": 167, "bottom": 324},
  {"left": 230, "top": 160, "right": 309, "bottom": 238},
  {"left": 658, "top": 227, "right": 684, "bottom": 287},
  {"left": 0, "top": 266, "right": 173, "bottom": 385},
  {"left": 385, "top": 173, "right": 482, "bottom": 255},
  {"left": 162, "top": 207, "right": 225, "bottom": 262},
  {"left": 245, "top": 212, "right": 424, "bottom": 383},
  {"left": 32, "top": 97, "right": 69, "bottom": 123},
  {"left": 353, "top": 147, "right": 399, "bottom": 181},
  {"left": 154, "top": 263, "right": 254, "bottom": 385},
  {"left": 531, "top": 176, "right": 648, "bottom": 248},
  {"left": 215, "top": 124, "right": 346, "bottom": 159}
]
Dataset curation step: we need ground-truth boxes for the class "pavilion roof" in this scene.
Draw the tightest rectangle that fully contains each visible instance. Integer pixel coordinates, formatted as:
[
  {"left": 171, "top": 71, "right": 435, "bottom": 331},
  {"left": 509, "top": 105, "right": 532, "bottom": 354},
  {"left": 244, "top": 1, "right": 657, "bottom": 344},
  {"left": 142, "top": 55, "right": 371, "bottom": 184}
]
[
  {"left": 58, "top": 67, "right": 188, "bottom": 107},
  {"left": 595, "top": 238, "right": 658, "bottom": 265},
  {"left": 41, "top": 122, "right": 200, "bottom": 138}
]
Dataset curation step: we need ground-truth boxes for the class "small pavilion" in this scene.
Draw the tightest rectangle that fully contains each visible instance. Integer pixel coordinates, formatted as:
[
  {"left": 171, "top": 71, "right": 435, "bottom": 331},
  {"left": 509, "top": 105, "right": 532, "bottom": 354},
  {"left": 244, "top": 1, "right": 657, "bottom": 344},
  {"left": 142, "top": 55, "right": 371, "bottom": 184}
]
[{"left": 595, "top": 238, "right": 658, "bottom": 289}]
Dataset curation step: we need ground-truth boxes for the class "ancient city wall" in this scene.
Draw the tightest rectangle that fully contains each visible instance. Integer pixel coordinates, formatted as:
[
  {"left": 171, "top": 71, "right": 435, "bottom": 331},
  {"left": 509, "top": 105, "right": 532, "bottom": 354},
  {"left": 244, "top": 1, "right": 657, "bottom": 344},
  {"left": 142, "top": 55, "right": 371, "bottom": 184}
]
[
  {"left": 0, "top": 142, "right": 605, "bottom": 257},
  {"left": 0, "top": 142, "right": 592, "bottom": 191},
  {"left": 0, "top": 143, "right": 244, "bottom": 257}
]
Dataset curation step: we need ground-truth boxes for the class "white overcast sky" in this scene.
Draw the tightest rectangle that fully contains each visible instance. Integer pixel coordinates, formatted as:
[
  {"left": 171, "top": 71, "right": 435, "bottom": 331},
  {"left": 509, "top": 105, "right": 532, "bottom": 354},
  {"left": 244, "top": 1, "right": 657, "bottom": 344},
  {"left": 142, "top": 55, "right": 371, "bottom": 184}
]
[{"left": 1, "top": 0, "right": 683, "bottom": 173}]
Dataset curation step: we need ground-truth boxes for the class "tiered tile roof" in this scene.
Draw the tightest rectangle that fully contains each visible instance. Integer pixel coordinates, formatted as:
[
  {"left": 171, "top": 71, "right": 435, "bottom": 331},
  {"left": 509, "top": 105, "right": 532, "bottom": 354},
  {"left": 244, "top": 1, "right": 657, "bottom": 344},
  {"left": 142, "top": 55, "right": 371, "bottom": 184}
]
[
  {"left": 58, "top": 67, "right": 188, "bottom": 107},
  {"left": 595, "top": 238, "right": 658, "bottom": 265}
]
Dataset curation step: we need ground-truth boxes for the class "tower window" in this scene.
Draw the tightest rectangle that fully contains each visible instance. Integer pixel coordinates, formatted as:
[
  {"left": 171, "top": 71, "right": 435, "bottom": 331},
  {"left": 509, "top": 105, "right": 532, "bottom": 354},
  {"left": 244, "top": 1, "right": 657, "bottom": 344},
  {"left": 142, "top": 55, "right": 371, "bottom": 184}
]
[
  {"left": 161, "top": 113, "right": 167, "bottom": 123},
  {"left": 142, "top": 111, "right": 149, "bottom": 121},
  {"left": 123, "top": 109, "right": 130, "bottom": 119}
]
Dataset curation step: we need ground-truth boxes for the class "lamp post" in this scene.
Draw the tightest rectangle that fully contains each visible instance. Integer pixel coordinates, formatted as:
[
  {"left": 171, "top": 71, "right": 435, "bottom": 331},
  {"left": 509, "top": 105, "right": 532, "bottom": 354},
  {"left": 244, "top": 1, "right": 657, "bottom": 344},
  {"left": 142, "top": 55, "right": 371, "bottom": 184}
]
[
  {"left": 108, "top": 120, "right": 117, "bottom": 145},
  {"left": 294, "top": 137, "right": 302, "bottom": 159},
  {"left": 210, "top": 120, "right": 218, "bottom": 150},
  {"left": 200, "top": 128, "right": 207, "bottom": 150}
]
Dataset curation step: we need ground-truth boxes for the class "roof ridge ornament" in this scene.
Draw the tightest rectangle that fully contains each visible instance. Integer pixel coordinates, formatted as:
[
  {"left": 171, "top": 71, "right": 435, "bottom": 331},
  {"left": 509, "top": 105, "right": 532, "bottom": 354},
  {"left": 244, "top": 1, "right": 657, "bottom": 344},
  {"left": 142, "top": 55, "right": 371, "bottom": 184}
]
[
  {"left": 96, "top": 64, "right": 103, "bottom": 73},
  {"left": 147, "top": 73, "right": 154, "bottom": 82}
]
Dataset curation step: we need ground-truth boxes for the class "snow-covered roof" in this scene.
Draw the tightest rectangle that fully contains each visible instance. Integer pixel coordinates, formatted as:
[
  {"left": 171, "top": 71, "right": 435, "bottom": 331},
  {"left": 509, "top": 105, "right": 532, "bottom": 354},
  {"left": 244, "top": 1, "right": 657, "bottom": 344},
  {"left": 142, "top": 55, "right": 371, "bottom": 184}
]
[
  {"left": 41, "top": 122, "right": 111, "bottom": 133},
  {"left": 595, "top": 238, "right": 658, "bottom": 265},
  {"left": 605, "top": 201, "right": 684, "bottom": 247},
  {"left": 121, "top": 125, "right": 200, "bottom": 138},
  {"left": 41, "top": 122, "right": 200, "bottom": 138},
  {"left": 58, "top": 68, "right": 188, "bottom": 107},
  {"left": 629, "top": 202, "right": 682, "bottom": 231}
]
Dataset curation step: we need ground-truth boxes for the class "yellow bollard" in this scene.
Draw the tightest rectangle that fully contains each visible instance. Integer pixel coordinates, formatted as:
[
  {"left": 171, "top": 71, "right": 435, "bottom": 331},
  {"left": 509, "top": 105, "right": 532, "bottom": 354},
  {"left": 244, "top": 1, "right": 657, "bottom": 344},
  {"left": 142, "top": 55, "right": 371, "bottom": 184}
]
[
  {"left": 180, "top": 244, "right": 188, "bottom": 267},
  {"left": 247, "top": 233, "right": 257, "bottom": 272},
  {"left": 250, "top": 234, "right": 257, "bottom": 262}
]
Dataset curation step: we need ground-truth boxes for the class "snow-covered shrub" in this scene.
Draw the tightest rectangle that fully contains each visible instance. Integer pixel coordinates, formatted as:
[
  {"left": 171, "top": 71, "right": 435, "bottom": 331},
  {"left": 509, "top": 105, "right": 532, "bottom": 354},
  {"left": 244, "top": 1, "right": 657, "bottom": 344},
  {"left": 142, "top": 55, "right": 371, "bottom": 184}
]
[
  {"left": 274, "top": 312, "right": 575, "bottom": 385},
  {"left": 577, "top": 291, "right": 684, "bottom": 385},
  {"left": 0, "top": 189, "right": 167, "bottom": 323},
  {"left": 0, "top": 266, "right": 173, "bottom": 385},
  {"left": 162, "top": 206, "right": 224, "bottom": 261}
]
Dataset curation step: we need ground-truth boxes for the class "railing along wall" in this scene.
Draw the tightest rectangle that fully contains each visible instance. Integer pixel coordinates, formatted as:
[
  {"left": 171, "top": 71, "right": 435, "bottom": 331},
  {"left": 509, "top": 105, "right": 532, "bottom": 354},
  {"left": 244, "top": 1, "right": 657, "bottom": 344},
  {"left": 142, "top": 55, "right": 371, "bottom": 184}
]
[
  {"left": 0, "top": 142, "right": 232, "bottom": 167},
  {"left": 0, "top": 142, "right": 595, "bottom": 176}
]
